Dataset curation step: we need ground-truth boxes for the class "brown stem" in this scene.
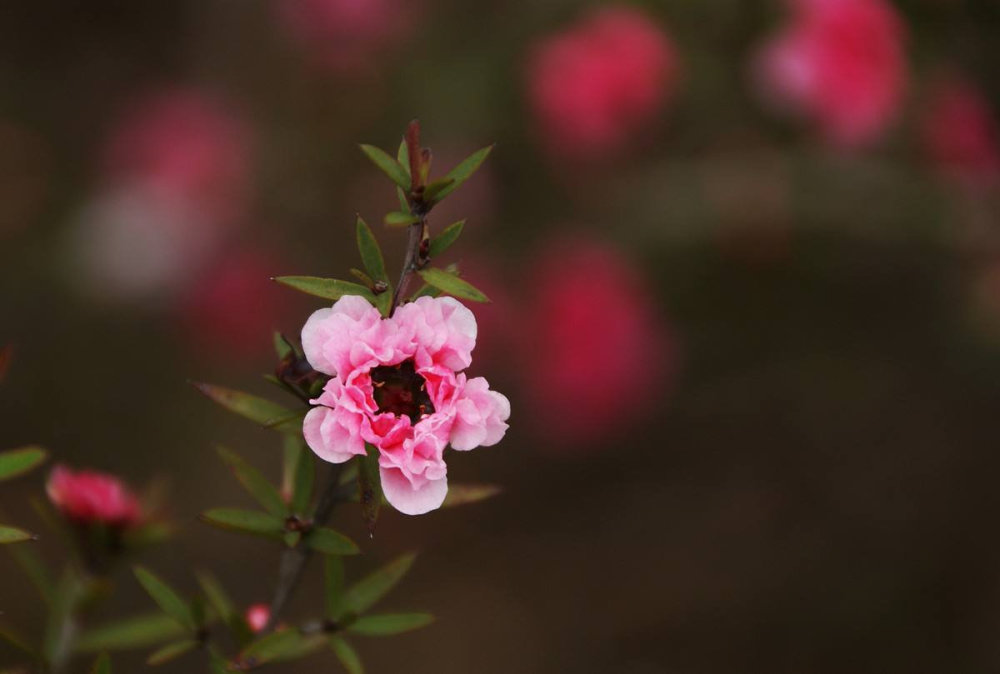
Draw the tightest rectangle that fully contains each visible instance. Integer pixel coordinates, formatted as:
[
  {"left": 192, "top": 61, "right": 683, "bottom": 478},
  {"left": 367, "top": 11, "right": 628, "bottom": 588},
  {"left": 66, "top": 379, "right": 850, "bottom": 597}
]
[{"left": 263, "top": 464, "right": 351, "bottom": 633}]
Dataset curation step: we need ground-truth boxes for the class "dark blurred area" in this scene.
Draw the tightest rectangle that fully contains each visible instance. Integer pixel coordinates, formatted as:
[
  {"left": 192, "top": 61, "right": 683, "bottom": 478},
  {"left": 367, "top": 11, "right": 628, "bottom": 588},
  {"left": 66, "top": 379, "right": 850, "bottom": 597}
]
[{"left": 3, "top": 0, "right": 1000, "bottom": 672}]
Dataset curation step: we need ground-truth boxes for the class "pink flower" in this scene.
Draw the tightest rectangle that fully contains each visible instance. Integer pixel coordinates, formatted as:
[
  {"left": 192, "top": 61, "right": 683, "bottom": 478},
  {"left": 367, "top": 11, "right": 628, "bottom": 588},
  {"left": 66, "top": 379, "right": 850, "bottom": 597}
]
[
  {"left": 919, "top": 74, "right": 1000, "bottom": 184},
  {"left": 102, "top": 88, "right": 251, "bottom": 227},
  {"left": 245, "top": 604, "right": 271, "bottom": 633},
  {"left": 520, "top": 236, "right": 675, "bottom": 448},
  {"left": 301, "top": 296, "right": 510, "bottom": 515},
  {"left": 46, "top": 465, "right": 142, "bottom": 527},
  {"left": 276, "top": 0, "right": 414, "bottom": 71},
  {"left": 527, "top": 7, "right": 678, "bottom": 158},
  {"left": 755, "top": 0, "right": 907, "bottom": 148}
]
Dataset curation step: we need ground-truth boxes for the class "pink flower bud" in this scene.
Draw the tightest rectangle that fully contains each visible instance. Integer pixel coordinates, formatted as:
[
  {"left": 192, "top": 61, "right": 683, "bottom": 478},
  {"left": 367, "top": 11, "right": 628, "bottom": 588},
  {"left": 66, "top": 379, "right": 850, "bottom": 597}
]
[
  {"left": 754, "top": 0, "right": 907, "bottom": 148},
  {"left": 527, "top": 7, "right": 678, "bottom": 159},
  {"left": 46, "top": 465, "right": 142, "bottom": 527},
  {"left": 245, "top": 603, "right": 271, "bottom": 634}
]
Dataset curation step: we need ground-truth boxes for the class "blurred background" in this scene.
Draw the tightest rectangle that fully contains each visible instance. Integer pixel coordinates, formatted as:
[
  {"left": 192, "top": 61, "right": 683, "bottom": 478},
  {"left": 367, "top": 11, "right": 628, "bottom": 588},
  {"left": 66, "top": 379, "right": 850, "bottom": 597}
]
[{"left": 2, "top": 0, "right": 1000, "bottom": 672}]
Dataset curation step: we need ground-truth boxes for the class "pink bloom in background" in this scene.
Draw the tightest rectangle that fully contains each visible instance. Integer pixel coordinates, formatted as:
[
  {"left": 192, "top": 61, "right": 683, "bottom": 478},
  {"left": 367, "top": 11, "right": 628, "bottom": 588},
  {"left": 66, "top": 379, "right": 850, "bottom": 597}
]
[
  {"left": 919, "top": 75, "right": 1000, "bottom": 184},
  {"left": 755, "top": 0, "right": 907, "bottom": 148},
  {"left": 245, "top": 604, "right": 271, "bottom": 633},
  {"left": 521, "top": 237, "right": 675, "bottom": 448},
  {"left": 527, "top": 7, "right": 678, "bottom": 158},
  {"left": 277, "top": 0, "right": 413, "bottom": 71},
  {"left": 177, "top": 248, "right": 298, "bottom": 362},
  {"left": 46, "top": 465, "right": 142, "bottom": 527},
  {"left": 301, "top": 296, "right": 510, "bottom": 515},
  {"left": 102, "top": 88, "right": 251, "bottom": 227},
  {"left": 74, "top": 88, "right": 252, "bottom": 301}
]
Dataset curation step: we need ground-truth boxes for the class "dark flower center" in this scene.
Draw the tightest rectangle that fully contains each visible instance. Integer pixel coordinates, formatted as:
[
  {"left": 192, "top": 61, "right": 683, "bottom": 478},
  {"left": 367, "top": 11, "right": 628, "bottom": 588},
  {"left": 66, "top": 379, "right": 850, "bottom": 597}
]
[{"left": 370, "top": 360, "right": 434, "bottom": 424}]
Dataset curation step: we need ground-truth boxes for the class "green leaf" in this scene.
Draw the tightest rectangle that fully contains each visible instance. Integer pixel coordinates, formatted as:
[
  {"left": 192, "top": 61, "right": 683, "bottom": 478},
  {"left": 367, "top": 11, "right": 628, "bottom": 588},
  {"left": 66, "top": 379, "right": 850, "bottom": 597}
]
[
  {"left": 75, "top": 613, "right": 187, "bottom": 652},
  {"left": 306, "top": 527, "right": 359, "bottom": 556},
  {"left": 91, "top": 653, "right": 112, "bottom": 674},
  {"left": 417, "top": 268, "right": 490, "bottom": 303},
  {"left": 356, "top": 216, "right": 388, "bottom": 284},
  {"left": 409, "top": 283, "right": 441, "bottom": 300},
  {"left": 238, "top": 629, "right": 306, "bottom": 667},
  {"left": 44, "top": 570, "right": 83, "bottom": 666},
  {"left": 0, "top": 446, "right": 47, "bottom": 481},
  {"left": 273, "top": 276, "right": 376, "bottom": 304},
  {"left": 428, "top": 220, "right": 465, "bottom": 259},
  {"left": 383, "top": 211, "right": 420, "bottom": 227},
  {"left": 396, "top": 186, "right": 409, "bottom": 212},
  {"left": 281, "top": 434, "right": 303, "bottom": 509},
  {"left": 192, "top": 383, "right": 299, "bottom": 432},
  {"left": 442, "top": 483, "right": 502, "bottom": 508},
  {"left": 146, "top": 639, "right": 198, "bottom": 666},
  {"left": 197, "top": 572, "right": 252, "bottom": 647},
  {"left": 273, "top": 332, "right": 292, "bottom": 360},
  {"left": 216, "top": 447, "right": 287, "bottom": 518},
  {"left": 290, "top": 443, "right": 314, "bottom": 516},
  {"left": 8, "top": 543, "right": 54, "bottom": 606},
  {"left": 422, "top": 178, "right": 455, "bottom": 203},
  {"left": 0, "top": 525, "right": 34, "bottom": 544},
  {"left": 324, "top": 556, "right": 345, "bottom": 619},
  {"left": 200, "top": 509, "right": 285, "bottom": 540},
  {"left": 329, "top": 636, "right": 363, "bottom": 674},
  {"left": 349, "top": 267, "right": 373, "bottom": 286},
  {"left": 341, "top": 553, "right": 417, "bottom": 616},
  {"left": 359, "top": 144, "right": 410, "bottom": 191},
  {"left": 133, "top": 567, "right": 196, "bottom": 632},
  {"left": 347, "top": 613, "right": 434, "bottom": 636},
  {"left": 357, "top": 446, "right": 382, "bottom": 537},
  {"left": 429, "top": 145, "right": 493, "bottom": 203},
  {"left": 396, "top": 137, "right": 410, "bottom": 175}
]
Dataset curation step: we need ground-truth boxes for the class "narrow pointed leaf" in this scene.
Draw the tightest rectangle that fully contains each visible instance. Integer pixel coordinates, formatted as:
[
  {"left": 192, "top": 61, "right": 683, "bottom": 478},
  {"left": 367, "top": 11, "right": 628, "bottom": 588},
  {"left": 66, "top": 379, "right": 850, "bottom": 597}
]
[
  {"left": 45, "top": 570, "right": 83, "bottom": 665},
  {"left": 306, "top": 527, "right": 359, "bottom": 556},
  {"left": 423, "top": 178, "right": 455, "bottom": 203},
  {"left": 329, "top": 636, "right": 364, "bottom": 674},
  {"left": 133, "top": 567, "right": 196, "bottom": 631},
  {"left": 359, "top": 144, "right": 410, "bottom": 191},
  {"left": 273, "top": 276, "right": 376, "bottom": 304},
  {"left": 442, "top": 484, "right": 502, "bottom": 508},
  {"left": 291, "top": 442, "right": 315, "bottom": 516},
  {"left": 410, "top": 283, "right": 441, "bottom": 300},
  {"left": 341, "top": 553, "right": 417, "bottom": 615},
  {"left": 281, "top": 434, "right": 303, "bottom": 509},
  {"left": 197, "top": 572, "right": 252, "bottom": 647},
  {"left": 356, "top": 216, "right": 388, "bottom": 283},
  {"left": 396, "top": 186, "right": 409, "bottom": 211},
  {"left": 324, "top": 556, "right": 345, "bottom": 619},
  {"left": 347, "top": 613, "right": 434, "bottom": 636},
  {"left": 429, "top": 145, "right": 493, "bottom": 203},
  {"left": 396, "top": 137, "right": 410, "bottom": 174},
  {"left": 75, "top": 613, "right": 187, "bottom": 652},
  {"left": 216, "top": 447, "right": 287, "bottom": 518},
  {"left": 384, "top": 211, "right": 419, "bottom": 227},
  {"left": 238, "top": 629, "right": 306, "bottom": 667},
  {"left": 146, "top": 639, "right": 198, "bottom": 666},
  {"left": 192, "top": 383, "right": 299, "bottom": 432},
  {"left": 91, "top": 653, "right": 111, "bottom": 674},
  {"left": 273, "top": 332, "right": 292, "bottom": 360},
  {"left": 8, "top": 543, "right": 54, "bottom": 606},
  {"left": 417, "top": 268, "right": 490, "bottom": 303},
  {"left": 349, "top": 268, "right": 373, "bottom": 286},
  {"left": 0, "top": 446, "right": 47, "bottom": 481},
  {"left": 357, "top": 446, "right": 382, "bottom": 537},
  {"left": 0, "top": 525, "right": 34, "bottom": 544},
  {"left": 200, "top": 509, "right": 285, "bottom": 539},
  {"left": 428, "top": 220, "right": 465, "bottom": 259}
]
